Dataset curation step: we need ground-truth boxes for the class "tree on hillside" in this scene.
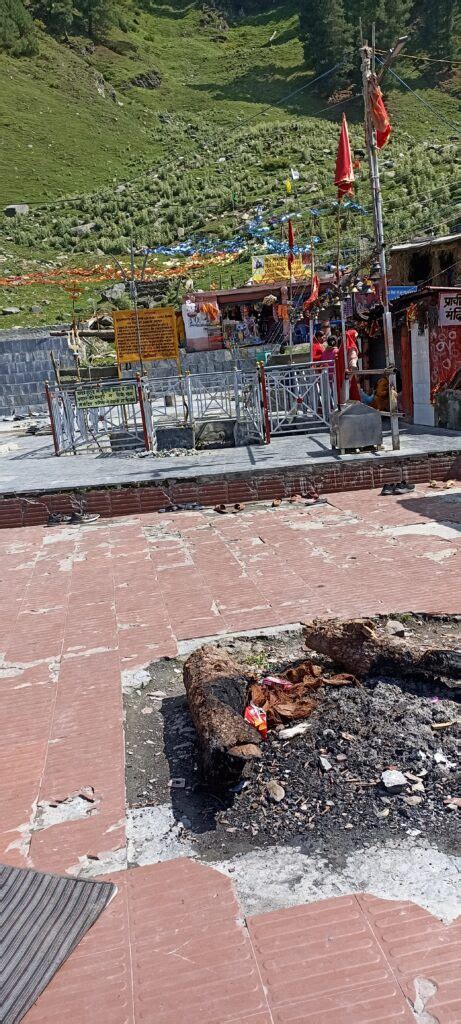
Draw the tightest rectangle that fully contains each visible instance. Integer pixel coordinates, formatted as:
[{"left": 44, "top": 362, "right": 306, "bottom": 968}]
[
  {"left": 0, "top": 0, "right": 37, "bottom": 54},
  {"left": 74, "top": 0, "right": 116, "bottom": 38},
  {"left": 300, "top": 0, "right": 353, "bottom": 86},
  {"left": 418, "top": 0, "right": 460, "bottom": 61},
  {"left": 345, "top": 0, "right": 412, "bottom": 48},
  {"left": 30, "top": 0, "right": 74, "bottom": 38},
  {"left": 378, "top": 0, "right": 412, "bottom": 48},
  {"left": 346, "top": 0, "right": 386, "bottom": 48}
]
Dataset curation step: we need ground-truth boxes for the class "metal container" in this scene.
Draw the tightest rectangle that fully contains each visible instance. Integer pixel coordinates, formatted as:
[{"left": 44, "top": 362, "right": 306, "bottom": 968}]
[{"left": 330, "top": 401, "right": 382, "bottom": 453}]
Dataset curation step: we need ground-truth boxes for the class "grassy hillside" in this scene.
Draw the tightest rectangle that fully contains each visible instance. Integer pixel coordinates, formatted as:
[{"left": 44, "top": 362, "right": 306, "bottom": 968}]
[{"left": 0, "top": 0, "right": 459, "bottom": 327}]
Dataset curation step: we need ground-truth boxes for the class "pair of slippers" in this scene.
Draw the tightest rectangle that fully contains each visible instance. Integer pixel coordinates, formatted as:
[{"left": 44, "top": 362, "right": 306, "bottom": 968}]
[
  {"left": 48, "top": 511, "right": 100, "bottom": 526},
  {"left": 380, "top": 482, "right": 415, "bottom": 496},
  {"left": 214, "top": 503, "right": 245, "bottom": 514}
]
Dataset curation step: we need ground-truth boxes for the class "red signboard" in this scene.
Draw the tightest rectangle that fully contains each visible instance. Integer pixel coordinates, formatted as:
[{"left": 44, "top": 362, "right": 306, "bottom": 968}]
[{"left": 429, "top": 325, "right": 461, "bottom": 397}]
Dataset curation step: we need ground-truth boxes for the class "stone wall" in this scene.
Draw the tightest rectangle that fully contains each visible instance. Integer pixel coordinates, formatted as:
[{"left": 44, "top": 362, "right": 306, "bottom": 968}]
[
  {"left": 128, "top": 346, "right": 265, "bottom": 380},
  {"left": 0, "top": 327, "right": 74, "bottom": 416},
  {"left": 0, "top": 325, "right": 267, "bottom": 417}
]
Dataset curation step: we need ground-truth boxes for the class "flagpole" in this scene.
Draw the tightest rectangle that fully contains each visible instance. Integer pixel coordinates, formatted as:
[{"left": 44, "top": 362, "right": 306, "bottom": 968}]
[
  {"left": 309, "top": 217, "right": 315, "bottom": 359},
  {"left": 361, "top": 41, "right": 400, "bottom": 450},
  {"left": 336, "top": 203, "right": 348, "bottom": 404}
]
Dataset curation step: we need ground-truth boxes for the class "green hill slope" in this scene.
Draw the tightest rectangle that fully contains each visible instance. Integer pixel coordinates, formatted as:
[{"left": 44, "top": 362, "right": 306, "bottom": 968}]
[{"left": 0, "top": 1, "right": 459, "bottom": 326}]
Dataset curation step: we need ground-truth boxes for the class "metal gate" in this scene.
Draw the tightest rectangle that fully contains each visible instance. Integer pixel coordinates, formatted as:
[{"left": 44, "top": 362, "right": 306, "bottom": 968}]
[
  {"left": 261, "top": 362, "right": 335, "bottom": 438},
  {"left": 45, "top": 379, "right": 154, "bottom": 455},
  {"left": 145, "top": 363, "right": 335, "bottom": 444},
  {"left": 147, "top": 371, "right": 240, "bottom": 426}
]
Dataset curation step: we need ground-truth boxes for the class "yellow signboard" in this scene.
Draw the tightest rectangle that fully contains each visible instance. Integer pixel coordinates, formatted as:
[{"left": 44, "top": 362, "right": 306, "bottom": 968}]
[
  {"left": 114, "top": 307, "right": 179, "bottom": 364},
  {"left": 252, "top": 255, "right": 312, "bottom": 284}
]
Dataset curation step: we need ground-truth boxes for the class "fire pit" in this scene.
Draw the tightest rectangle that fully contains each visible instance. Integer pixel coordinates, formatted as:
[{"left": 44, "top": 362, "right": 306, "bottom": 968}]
[{"left": 182, "top": 614, "right": 460, "bottom": 845}]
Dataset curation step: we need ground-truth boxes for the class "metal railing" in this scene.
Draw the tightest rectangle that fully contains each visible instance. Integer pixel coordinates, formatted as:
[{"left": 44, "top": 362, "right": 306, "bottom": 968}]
[
  {"left": 45, "top": 378, "right": 154, "bottom": 455},
  {"left": 262, "top": 363, "right": 335, "bottom": 438},
  {"left": 46, "top": 363, "right": 337, "bottom": 453},
  {"left": 144, "top": 363, "right": 335, "bottom": 444}
]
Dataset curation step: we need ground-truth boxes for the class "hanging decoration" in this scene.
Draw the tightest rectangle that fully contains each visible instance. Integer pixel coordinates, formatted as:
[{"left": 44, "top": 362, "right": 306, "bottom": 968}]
[
  {"left": 303, "top": 273, "right": 320, "bottom": 310},
  {"left": 334, "top": 113, "right": 355, "bottom": 199},
  {"left": 369, "top": 78, "right": 392, "bottom": 148}
]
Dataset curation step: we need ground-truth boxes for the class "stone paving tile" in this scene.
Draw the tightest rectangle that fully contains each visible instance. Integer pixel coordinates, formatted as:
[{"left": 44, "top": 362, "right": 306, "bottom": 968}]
[
  {"left": 0, "top": 494, "right": 459, "bottom": 1023},
  {"left": 358, "top": 895, "right": 461, "bottom": 1024},
  {"left": 247, "top": 895, "right": 416, "bottom": 1024}
]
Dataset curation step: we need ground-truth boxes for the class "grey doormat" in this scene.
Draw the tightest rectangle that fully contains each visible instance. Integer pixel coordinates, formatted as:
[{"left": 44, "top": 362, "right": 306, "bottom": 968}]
[{"left": 1, "top": 863, "right": 116, "bottom": 1024}]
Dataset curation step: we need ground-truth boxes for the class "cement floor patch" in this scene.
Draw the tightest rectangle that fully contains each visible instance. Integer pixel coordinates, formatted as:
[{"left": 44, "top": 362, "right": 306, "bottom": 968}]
[
  {"left": 213, "top": 838, "right": 460, "bottom": 923},
  {"left": 383, "top": 521, "right": 461, "bottom": 540}
]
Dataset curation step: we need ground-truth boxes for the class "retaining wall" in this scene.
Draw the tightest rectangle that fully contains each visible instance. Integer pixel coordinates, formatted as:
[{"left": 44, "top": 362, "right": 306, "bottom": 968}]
[
  {"left": 1, "top": 448, "right": 459, "bottom": 529},
  {"left": 0, "top": 326, "right": 74, "bottom": 416},
  {"left": 0, "top": 325, "right": 265, "bottom": 417}
]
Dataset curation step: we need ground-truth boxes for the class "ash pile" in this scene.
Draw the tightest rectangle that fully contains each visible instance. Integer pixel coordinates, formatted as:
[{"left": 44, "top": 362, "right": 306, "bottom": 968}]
[{"left": 184, "top": 616, "right": 460, "bottom": 846}]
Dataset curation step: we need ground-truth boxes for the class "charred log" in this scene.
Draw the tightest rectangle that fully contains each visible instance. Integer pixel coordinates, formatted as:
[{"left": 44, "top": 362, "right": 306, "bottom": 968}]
[
  {"left": 183, "top": 645, "right": 261, "bottom": 785},
  {"left": 304, "top": 618, "right": 461, "bottom": 692}
]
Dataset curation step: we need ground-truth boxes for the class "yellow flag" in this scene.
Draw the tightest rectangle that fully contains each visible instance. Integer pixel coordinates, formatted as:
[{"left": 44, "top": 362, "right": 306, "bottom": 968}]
[{"left": 285, "top": 178, "right": 292, "bottom": 195}]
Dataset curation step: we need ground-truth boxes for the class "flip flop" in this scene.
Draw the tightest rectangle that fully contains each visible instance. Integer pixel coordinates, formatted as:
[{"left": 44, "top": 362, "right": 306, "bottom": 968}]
[
  {"left": 232, "top": 503, "right": 245, "bottom": 513},
  {"left": 214, "top": 504, "right": 228, "bottom": 514}
]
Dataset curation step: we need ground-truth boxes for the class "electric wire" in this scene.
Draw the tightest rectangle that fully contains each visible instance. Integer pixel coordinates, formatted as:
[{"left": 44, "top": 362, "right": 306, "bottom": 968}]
[
  {"left": 375, "top": 58, "right": 461, "bottom": 132},
  {"left": 376, "top": 49, "right": 461, "bottom": 66}
]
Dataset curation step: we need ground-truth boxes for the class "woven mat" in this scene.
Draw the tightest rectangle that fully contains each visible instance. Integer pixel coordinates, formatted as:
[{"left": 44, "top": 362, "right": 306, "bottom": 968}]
[{"left": 1, "top": 863, "right": 116, "bottom": 1024}]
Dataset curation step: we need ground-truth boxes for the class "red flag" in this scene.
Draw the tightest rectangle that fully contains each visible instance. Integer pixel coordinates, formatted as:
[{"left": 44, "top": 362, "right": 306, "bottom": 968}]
[
  {"left": 303, "top": 273, "right": 319, "bottom": 309},
  {"left": 369, "top": 80, "right": 391, "bottom": 148},
  {"left": 334, "top": 113, "right": 354, "bottom": 199}
]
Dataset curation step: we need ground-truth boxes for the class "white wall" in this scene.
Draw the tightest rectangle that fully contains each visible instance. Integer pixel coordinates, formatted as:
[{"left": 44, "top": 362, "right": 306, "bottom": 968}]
[{"left": 410, "top": 323, "right": 434, "bottom": 426}]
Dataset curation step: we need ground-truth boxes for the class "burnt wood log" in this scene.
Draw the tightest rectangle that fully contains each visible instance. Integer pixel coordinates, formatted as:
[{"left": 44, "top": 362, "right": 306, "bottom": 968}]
[
  {"left": 304, "top": 618, "right": 461, "bottom": 691},
  {"left": 183, "top": 645, "right": 261, "bottom": 785}
]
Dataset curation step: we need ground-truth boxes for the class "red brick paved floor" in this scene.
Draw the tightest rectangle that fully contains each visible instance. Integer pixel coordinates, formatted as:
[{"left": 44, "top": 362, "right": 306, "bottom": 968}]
[{"left": 1, "top": 487, "right": 460, "bottom": 1022}]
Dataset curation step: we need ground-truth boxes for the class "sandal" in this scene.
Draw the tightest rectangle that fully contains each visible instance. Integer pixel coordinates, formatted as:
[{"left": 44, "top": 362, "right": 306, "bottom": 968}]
[{"left": 47, "top": 512, "right": 72, "bottom": 526}]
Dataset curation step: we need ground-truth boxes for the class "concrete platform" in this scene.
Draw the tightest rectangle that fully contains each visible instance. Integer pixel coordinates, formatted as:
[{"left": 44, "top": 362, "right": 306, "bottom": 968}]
[
  {"left": 1, "top": 499, "right": 459, "bottom": 1023},
  {"left": 0, "top": 424, "right": 459, "bottom": 528}
]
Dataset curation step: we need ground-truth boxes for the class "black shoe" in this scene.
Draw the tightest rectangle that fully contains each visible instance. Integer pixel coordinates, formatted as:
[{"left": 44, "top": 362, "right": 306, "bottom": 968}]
[
  {"left": 394, "top": 481, "right": 415, "bottom": 495},
  {"left": 47, "top": 512, "right": 72, "bottom": 526},
  {"left": 70, "top": 511, "right": 100, "bottom": 524},
  {"left": 380, "top": 484, "right": 395, "bottom": 496}
]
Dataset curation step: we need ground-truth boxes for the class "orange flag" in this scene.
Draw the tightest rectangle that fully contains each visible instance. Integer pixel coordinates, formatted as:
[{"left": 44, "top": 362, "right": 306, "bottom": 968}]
[
  {"left": 303, "top": 273, "right": 319, "bottom": 309},
  {"left": 369, "top": 80, "right": 391, "bottom": 148},
  {"left": 334, "top": 113, "right": 354, "bottom": 199}
]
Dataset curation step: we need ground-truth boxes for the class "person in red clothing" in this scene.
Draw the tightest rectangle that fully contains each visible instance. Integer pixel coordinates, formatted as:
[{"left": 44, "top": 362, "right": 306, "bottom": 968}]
[{"left": 312, "top": 329, "right": 326, "bottom": 362}]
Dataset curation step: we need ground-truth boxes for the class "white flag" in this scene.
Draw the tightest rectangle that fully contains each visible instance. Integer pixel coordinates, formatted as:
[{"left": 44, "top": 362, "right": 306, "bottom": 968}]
[{"left": 291, "top": 168, "right": 300, "bottom": 181}]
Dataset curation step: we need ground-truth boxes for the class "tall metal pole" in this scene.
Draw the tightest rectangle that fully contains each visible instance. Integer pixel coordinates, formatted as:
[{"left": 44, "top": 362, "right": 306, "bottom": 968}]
[
  {"left": 336, "top": 205, "right": 348, "bottom": 404},
  {"left": 361, "top": 43, "right": 400, "bottom": 450},
  {"left": 129, "top": 236, "right": 144, "bottom": 376},
  {"left": 309, "top": 217, "right": 315, "bottom": 359}
]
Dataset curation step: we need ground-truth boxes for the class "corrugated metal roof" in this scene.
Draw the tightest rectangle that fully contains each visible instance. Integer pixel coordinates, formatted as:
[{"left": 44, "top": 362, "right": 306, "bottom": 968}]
[{"left": 390, "top": 233, "right": 461, "bottom": 252}]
